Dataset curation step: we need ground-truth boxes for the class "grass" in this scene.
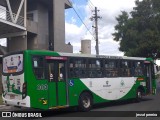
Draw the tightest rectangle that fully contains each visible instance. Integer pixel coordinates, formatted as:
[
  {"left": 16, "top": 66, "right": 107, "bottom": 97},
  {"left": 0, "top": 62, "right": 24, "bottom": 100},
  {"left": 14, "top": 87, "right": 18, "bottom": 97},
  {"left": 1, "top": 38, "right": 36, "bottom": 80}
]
[{"left": 0, "top": 95, "right": 3, "bottom": 105}]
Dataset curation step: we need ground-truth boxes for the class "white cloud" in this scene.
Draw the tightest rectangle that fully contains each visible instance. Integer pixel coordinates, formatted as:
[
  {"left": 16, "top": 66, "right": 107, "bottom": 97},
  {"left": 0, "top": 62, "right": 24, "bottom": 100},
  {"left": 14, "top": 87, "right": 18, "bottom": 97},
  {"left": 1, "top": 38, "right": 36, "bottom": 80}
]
[
  {"left": 65, "top": 0, "right": 136, "bottom": 55},
  {"left": 71, "top": 17, "right": 77, "bottom": 24}
]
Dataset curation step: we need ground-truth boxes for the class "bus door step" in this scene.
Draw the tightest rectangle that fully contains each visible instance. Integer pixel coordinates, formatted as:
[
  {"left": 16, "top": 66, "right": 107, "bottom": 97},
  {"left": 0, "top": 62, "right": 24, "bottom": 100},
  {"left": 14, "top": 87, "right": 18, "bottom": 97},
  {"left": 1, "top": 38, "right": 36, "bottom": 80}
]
[{"left": 49, "top": 105, "right": 69, "bottom": 109}]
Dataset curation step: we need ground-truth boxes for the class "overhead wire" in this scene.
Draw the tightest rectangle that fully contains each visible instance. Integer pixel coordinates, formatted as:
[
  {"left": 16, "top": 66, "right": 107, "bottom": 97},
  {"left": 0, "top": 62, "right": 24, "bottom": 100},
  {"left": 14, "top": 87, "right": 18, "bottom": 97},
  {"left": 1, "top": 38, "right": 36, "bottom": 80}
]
[
  {"left": 88, "top": 0, "right": 95, "bottom": 7},
  {"left": 85, "top": 0, "right": 96, "bottom": 40},
  {"left": 86, "top": 0, "right": 94, "bottom": 10},
  {"left": 67, "top": 0, "right": 95, "bottom": 39},
  {"left": 87, "top": 0, "right": 95, "bottom": 9},
  {"left": 72, "top": 0, "right": 86, "bottom": 21}
]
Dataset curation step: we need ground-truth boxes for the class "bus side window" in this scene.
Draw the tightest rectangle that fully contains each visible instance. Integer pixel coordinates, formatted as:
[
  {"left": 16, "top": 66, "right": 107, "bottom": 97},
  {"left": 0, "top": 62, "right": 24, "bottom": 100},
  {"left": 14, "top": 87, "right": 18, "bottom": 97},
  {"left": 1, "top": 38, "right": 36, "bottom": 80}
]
[
  {"left": 59, "top": 63, "right": 65, "bottom": 81},
  {"left": 120, "top": 61, "right": 131, "bottom": 77},
  {"left": 134, "top": 61, "right": 143, "bottom": 76},
  {"left": 48, "top": 63, "right": 54, "bottom": 81},
  {"left": 88, "top": 59, "right": 103, "bottom": 78},
  {"left": 88, "top": 59, "right": 95, "bottom": 78},
  {"left": 104, "top": 60, "right": 118, "bottom": 77},
  {"left": 69, "top": 59, "right": 74, "bottom": 78},
  {"left": 69, "top": 58, "right": 87, "bottom": 78},
  {"left": 32, "top": 56, "right": 45, "bottom": 79}
]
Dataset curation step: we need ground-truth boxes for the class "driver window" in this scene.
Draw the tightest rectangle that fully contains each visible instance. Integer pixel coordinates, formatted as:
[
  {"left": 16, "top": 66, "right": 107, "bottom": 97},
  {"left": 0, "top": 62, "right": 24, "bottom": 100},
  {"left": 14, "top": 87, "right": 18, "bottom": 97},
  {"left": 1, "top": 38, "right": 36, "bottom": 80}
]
[{"left": 32, "top": 56, "right": 45, "bottom": 79}]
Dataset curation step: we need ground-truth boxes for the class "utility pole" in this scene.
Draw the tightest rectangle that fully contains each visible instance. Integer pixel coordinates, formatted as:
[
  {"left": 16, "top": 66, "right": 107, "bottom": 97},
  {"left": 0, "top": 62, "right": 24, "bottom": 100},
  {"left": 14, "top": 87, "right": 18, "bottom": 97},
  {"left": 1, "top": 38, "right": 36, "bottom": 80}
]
[{"left": 91, "top": 7, "right": 101, "bottom": 55}]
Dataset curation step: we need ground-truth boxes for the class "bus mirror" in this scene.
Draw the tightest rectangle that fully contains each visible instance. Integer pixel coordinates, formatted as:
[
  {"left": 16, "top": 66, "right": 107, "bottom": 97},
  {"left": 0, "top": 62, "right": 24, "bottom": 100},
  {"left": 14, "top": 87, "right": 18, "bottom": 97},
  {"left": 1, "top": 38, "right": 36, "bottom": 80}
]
[
  {"left": 156, "top": 66, "right": 159, "bottom": 71},
  {"left": 155, "top": 65, "right": 160, "bottom": 75},
  {"left": 159, "top": 66, "right": 160, "bottom": 71}
]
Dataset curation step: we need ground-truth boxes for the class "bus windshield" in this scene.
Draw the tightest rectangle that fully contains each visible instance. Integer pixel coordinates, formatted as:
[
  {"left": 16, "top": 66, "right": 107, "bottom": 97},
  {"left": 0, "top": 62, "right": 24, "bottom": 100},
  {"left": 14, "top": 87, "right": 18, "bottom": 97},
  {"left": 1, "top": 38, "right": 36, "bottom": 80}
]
[{"left": 3, "top": 54, "right": 23, "bottom": 74}]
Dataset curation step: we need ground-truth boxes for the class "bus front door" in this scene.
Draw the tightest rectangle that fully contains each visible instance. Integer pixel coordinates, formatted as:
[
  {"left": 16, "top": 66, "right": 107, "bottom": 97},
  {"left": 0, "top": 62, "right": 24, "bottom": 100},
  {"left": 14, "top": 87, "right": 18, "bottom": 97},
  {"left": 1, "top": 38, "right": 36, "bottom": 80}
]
[
  {"left": 145, "top": 62, "right": 153, "bottom": 94},
  {"left": 47, "top": 61, "right": 68, "bottom": 108}
]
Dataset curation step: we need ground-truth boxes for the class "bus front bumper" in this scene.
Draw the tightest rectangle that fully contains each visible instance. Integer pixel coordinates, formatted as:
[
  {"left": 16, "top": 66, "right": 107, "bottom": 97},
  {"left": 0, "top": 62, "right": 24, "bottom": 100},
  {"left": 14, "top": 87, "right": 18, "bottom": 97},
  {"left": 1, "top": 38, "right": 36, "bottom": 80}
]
[{"left": 2, "top": 95, "right": 31, "bottom": 108}]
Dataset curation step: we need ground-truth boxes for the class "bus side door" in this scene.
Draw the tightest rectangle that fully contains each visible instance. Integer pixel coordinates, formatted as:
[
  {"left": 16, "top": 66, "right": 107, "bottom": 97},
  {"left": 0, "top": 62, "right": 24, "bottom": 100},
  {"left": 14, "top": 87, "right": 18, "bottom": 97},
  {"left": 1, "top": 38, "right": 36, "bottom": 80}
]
[
  {"left": 47, "top": 58, "right": 68, "bottom": 108},
  {"left": 145, "top": 61, "right": 155, "bottom": 94}
]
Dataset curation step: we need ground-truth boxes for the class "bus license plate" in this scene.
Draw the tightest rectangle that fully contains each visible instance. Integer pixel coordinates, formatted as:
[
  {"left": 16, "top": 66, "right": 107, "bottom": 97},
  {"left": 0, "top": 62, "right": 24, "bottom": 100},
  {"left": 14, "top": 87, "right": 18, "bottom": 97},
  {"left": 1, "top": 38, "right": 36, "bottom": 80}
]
[{"left": 10, "top": 95, "right": 15, "bottom": 99}]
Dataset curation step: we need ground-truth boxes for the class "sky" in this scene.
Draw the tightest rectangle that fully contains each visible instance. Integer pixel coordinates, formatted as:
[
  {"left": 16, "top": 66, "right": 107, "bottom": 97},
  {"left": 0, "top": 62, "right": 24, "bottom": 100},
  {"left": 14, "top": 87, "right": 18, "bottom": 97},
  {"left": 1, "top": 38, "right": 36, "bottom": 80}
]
[{"left": 65, "top": 0, "right": 138, "bottom": 56}]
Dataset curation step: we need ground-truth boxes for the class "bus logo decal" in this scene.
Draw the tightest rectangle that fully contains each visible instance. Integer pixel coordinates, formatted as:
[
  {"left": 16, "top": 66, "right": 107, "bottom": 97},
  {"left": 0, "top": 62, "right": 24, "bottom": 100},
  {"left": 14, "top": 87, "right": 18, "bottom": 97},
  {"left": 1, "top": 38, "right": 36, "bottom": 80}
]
[
  {"left": 103, "top": 81, "right": 111, "bottom": 87},
  {"left": 69, "top": 80, "right": 74, "bottom": 87},
  {"left": 120, "top": 80, "right": 125, "bottom": 87}
]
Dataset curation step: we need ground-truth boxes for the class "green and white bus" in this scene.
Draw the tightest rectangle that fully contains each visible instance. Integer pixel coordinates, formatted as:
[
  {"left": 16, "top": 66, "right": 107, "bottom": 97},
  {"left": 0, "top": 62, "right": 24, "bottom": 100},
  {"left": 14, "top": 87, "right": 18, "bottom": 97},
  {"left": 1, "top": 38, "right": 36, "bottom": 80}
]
[{"left": 2, "top": 50, "right": 157, "bottom": 111}]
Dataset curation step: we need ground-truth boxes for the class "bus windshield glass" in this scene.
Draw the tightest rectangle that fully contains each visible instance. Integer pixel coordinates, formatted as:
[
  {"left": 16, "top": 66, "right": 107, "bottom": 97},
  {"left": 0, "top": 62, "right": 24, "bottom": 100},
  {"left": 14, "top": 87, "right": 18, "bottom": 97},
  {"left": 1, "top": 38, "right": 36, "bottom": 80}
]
[{"left": 3, "top": 54, "right": 23, "bottom": 74}]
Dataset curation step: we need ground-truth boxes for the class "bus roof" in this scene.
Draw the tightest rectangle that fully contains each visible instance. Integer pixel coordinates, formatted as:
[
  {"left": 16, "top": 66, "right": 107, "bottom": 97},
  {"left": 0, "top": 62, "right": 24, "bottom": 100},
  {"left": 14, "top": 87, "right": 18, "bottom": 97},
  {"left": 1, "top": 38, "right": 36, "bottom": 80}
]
[
  {"left": 58, "top": 52, "right": 146, "bottom": 61},
  {"left": 5, "top": 50, "right": 148, "bottom": 61}
]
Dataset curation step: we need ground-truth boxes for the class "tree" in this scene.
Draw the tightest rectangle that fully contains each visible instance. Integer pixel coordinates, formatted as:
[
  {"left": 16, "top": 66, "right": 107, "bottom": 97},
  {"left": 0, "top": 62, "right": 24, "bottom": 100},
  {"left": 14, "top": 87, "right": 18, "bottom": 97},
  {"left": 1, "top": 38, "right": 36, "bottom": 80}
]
[{"left": 113, "top": 0, "right": 160, "bottom": 59}]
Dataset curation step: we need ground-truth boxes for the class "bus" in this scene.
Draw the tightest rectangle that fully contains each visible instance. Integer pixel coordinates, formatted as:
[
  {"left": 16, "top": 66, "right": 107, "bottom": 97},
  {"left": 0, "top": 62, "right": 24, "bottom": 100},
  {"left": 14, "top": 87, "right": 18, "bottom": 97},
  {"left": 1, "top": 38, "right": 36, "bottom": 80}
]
[{"left": 2, "top": 50, "right": 157, "bottom": 111}]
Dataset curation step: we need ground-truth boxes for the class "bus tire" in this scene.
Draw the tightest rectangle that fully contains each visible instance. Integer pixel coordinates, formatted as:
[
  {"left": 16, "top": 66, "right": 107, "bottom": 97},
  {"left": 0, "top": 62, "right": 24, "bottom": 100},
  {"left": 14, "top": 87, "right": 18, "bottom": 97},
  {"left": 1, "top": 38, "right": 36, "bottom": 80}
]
[
  {"left": 135, "top": 89, "right": 142, "bottom": 102},
  {"left": 78, "top": 92, "right": 93, "bottom": 112}
]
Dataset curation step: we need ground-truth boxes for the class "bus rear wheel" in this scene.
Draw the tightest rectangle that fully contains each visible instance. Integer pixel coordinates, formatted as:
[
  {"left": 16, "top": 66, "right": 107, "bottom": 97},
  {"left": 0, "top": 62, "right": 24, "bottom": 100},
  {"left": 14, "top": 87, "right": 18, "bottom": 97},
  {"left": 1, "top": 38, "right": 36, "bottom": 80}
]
[{"left": 78, "top": 92, "right": 93, "bottom": 112}]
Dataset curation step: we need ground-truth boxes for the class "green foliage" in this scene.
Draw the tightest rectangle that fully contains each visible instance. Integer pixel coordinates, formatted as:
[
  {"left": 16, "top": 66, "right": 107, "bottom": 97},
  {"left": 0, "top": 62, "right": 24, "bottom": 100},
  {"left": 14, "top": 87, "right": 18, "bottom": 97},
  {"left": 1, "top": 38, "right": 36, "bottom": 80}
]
[{"left": 113, "top": 0, "right": 160, "bottom": 59}]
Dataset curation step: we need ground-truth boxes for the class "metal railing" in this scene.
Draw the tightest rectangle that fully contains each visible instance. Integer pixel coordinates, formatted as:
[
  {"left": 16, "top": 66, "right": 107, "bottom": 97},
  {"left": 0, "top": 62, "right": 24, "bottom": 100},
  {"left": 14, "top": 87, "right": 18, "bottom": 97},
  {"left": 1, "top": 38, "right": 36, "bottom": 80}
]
[{"left": 0, "top": 7, "right": 24, "bottom": 27}]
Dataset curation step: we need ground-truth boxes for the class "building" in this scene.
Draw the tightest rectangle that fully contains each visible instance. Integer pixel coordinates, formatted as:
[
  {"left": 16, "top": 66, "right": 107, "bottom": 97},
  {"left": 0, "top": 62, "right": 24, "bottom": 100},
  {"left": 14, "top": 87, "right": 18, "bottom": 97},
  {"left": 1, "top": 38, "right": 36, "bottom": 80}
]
[
  {"left": 0, "top": 0, "right": 73, "bottom": 53},
  {"left": 81, "top": 39, "right": 91, "bottom": 54},
  {"left": 0, "top": 0, "right": 73, "bottom": 94}
]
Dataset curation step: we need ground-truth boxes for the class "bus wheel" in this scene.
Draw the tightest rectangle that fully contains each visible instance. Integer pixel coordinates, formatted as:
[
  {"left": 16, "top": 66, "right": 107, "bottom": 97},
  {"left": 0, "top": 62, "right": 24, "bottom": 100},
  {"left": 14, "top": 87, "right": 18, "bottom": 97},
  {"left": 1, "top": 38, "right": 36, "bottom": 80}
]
[
  {"left": 136, "top": 89, "right": 142, "bottom": 102},
  {"left": 78, "top": 92, "right": 93, "bottom": 112}
]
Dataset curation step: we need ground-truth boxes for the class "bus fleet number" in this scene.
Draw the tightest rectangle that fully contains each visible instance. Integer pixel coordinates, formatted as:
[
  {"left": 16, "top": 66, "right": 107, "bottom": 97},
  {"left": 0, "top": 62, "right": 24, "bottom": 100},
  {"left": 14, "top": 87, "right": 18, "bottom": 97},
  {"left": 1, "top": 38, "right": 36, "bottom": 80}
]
[{"left": 37, "top": 84, "right": 48, "bottom": 90}]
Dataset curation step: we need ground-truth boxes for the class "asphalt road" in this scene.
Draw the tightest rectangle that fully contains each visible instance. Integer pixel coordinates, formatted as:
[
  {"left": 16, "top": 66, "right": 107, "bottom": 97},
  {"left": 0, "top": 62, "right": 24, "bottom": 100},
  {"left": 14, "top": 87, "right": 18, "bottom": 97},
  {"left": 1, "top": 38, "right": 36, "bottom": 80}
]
[
  {"left": 1, "top": 80, "right": 160, "bottom": 120},
  {"left": 37, "top": 89, "right": 160, "bottom": 120}
]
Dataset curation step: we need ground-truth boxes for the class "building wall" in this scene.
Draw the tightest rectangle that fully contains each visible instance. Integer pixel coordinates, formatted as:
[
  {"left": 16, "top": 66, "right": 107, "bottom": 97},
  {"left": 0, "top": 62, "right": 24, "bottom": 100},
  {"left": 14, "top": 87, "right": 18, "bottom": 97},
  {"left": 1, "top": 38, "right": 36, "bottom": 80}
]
[
  {"left": 27, "top": 1, "right": 49, "bottom": 50},
  {"left": 37, "top": 3, "right": 49, "bottom": 50},
  {"left": 48, "top": 0, "right": 54, "bottom": 50},
  {"left": 53, "top": 0, "right": 73, "bottom": 53},
  {"left": 3, "top": 0, "right": 73, "bottom": 53},
  {"left": 7, "top": 36, "right": 27, "bottom": 52},
  {"left": 0, "top": 0, "right": 73, "bottom": 94},
  {"left": 26, "top": 0, "right": 72, "bottom": 52},
  {"left": 27, "top": 33, "right": 38, "bottom": 49}
]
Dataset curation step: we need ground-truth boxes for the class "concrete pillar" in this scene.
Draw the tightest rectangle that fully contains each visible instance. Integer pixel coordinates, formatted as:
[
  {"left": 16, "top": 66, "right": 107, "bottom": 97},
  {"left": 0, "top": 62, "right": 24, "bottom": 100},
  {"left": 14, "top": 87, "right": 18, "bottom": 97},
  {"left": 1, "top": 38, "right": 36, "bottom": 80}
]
[
  {"left": 52, "top": 0, "right": 73, "bottom": 53},
  {"left": 7, "top": 36, "right": 27, "bottom": 52}
]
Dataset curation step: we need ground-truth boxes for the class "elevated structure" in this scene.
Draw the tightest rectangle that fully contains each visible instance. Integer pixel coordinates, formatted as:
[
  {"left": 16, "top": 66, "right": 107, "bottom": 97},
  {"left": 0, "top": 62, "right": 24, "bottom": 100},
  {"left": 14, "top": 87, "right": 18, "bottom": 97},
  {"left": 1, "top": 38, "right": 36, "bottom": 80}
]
[{"left": 0, "top": 0, "right": 73, "bottom": 53}]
